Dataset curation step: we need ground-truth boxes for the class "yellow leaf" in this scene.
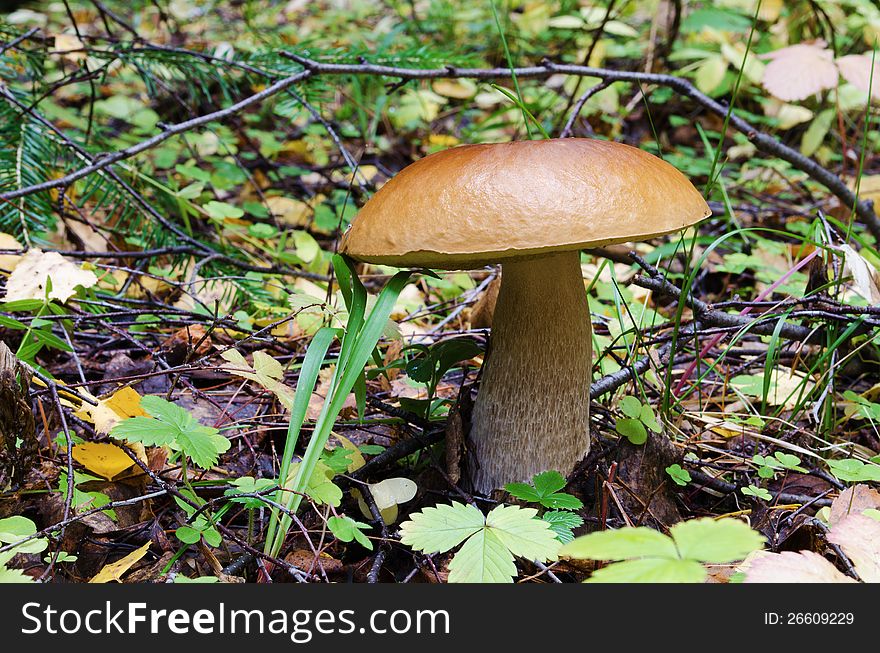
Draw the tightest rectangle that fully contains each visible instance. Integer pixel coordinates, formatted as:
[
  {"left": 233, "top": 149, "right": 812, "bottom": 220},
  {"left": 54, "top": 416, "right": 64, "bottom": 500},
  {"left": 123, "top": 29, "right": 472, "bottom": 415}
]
[
  {"left": 328, "top": 432, "right": 365, "bottom": 472},
  {"left": 54, "top": 33, "right": 86, "bottom": 62},
  {"left": 89, "top": 542, "right": 151, "bottom": 583},
  {"left": 432, "top": 79, "right": 477, "bottom": 99},
  {"left": 220, "top": 349, "right": 295, "bottom": 408},
  {"left": 72, "top": 442, "right": 134, "bottom": 480},
  {"left": 3, "top": 249, "right": 98, "bottom": 303},
  {"left": 0, "top": 233, "right": 22, "bottom": 271},
  {"left": 74, "top": 386, "right": 146, "bottom": 434},
  {"left": 265, "top": 196, "right": 311, "bottom": 227}
]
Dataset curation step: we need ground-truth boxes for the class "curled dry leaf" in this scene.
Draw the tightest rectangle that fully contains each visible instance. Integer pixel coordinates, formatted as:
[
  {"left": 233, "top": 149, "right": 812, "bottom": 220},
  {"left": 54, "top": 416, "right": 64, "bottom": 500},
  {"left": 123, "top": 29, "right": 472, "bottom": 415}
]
[
  {"left": 836, "top": 54, "right": 880, "bottom": 100},
  {"left": 3, "top": 249, "right": 98, "bottom": 303},
  {"left": 761, "top": 41, "right": 838, "bottom": 101}
]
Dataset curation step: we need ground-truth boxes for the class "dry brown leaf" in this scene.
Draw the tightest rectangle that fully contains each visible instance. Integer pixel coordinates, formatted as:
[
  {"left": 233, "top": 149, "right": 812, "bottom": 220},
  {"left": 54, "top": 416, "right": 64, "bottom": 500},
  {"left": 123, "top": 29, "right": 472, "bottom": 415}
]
[
  {"left": 4, "top": 249, "right": 98, "bottom": 303},
  {"left": 89, "top": 542, "right": 151, "bottom": 583},
  {"left": 828, "top": 514, "right": 880, "bottom": 582},
  {"left": 830, "top": 485, "right": 880, "bottom": 525},
  {"left": 761, "top": 41, "right": 838, "bottom": 101},
  {"left": 836, "top": 54, "right": 880, "bottom": 99}
]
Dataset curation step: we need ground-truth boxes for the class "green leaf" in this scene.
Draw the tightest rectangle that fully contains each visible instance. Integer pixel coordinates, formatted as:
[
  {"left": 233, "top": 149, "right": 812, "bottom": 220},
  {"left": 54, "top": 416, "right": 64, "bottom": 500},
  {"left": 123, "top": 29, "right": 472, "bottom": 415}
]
[
  {"left": 0, "top": 516, "right": 47, "bottom": 554},
  {"left": 399, "top": 502, "right": 559, "bottom": 583},
  {"left": 225, "top": 477, "right": 277, "bottom": 508},
  {"left": 485, "top": 505, "right": 560, "bottom": 562},
  {"left": 447, "top": 529, "right": 515, "bottom": 583},
  {"left": 203, "top": 200, "right": 244, "bottom": 220},
  {"left": 665, "top": 464, "right": 692, "bottom": 486},
  {"left": 560, "top": 527, "right": 677, "bottom": 561},
  {"left": 586, "top": 558, "right": 707, "bottom": 583},
  {"left": 175, "top": 426, "right": 230, "bottom": 470},
  {"left": 618, "top": 396, "right": 643, "bottom": 419},
  {"left": 0, "top": 565, "right": 34, "bottom": 583},
  {"left": 505, "top": 472, "right": 582, "bottom": 509},
  {"left": 399, "top": 501, "right": 486, "bottom": 553},
  {"left": 532, "top": 470, "right": 567, "bottom": 495},
  {"left": 176, "top": 526, "right": 202, "bottom": 544},
  {"left": 616, "top": 418, "right": 648, "bottom": 445},
  {"left": 542, "top": 511, "right": 584, "bottom": 544},
  {"left": 774, "top": 452, "right": 807, "bottom": 473},
  {"left": 110, "top": 415, "right": 176, "bottom": 446},
  {"left": 505, "top": 483, "right": 542, "bottom": 504},
  {"left": 827, "top": 459, "right": 880, "bottom": 483},
  {"left": 202, "top": 527, "right": 222, "bottom": 547},
  {"left": 670, "top": 518, "right": 765, "bottom": 563},
  {"left": 327, "top": 516, "right": 373, "bottom": 551},
  {"left": 639, "top": 404, "right": 662, "bottom": 433}
]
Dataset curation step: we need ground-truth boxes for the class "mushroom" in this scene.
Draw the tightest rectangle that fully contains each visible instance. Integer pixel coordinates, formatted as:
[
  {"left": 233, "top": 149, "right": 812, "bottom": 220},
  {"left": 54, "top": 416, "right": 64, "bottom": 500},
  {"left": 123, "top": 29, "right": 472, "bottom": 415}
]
[{"left": 340, "top": 138, "right": 710, "bottom": 494}]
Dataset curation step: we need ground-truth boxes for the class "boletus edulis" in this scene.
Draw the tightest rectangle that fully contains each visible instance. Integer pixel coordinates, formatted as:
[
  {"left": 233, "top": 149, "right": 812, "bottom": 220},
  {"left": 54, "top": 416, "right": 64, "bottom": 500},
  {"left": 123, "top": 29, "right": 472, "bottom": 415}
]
[{"left": 340, "top": 138, "right": 711, "bottom": 494}]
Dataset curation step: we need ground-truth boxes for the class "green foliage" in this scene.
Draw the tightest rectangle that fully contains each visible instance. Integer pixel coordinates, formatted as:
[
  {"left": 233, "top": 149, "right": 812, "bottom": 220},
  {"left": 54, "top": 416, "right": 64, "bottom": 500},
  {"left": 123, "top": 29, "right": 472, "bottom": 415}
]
[
  {"left": 505, "top": 471, "right": 583, "bottom": 510},
  {"left": 111, "top": 396, "right": 230, "bottom": 470},
  {"left": 826, "top": 459, "right": 880, "bottom": 483},
  {"left": 560, "top": 518, "right": 764, "bottom": 583},
  {"left": 327, "top": 516, "right": 373, "bottom": 551},
  {"left": 541, "top": 510, "right": 584, "bottom": 545},
  {"left": 665, "top": 464, "right": 692, "bottom": 487},
  {"left": 263, "top": 256, "right": 414, "bottom": 558},
  {"left": 0, "top": 515, "right": 48, "bottom": 583},
  {"left": 174, "top": 490, "right": 221, "bottom": 547},
  {"left": 60, "top": 471, "right": 115, "bottom": 520},
  {"left": 399, "top": 502, "right": 560, "bottom": 583},
  {"left": 615, "top": 396, "right": 662, "bottom": 445},
  {"left": 742, "top": 485, "right": 772, "bottom": 501},
  {"left": 753, "top": 452, "right": 807, "bottom": 479},
  {"left": 224, "top": 477, "right": 278, "bottom": 509},
  {"left": 400, "top": 337, "right": 481, "bottom": 418}
]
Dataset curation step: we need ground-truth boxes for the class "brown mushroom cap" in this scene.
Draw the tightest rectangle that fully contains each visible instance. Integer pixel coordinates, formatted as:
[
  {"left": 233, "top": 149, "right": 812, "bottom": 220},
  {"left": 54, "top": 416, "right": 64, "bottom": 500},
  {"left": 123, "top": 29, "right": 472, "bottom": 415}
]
[{"left": 339, "top": 138, "right": 711, "bottom": 269}]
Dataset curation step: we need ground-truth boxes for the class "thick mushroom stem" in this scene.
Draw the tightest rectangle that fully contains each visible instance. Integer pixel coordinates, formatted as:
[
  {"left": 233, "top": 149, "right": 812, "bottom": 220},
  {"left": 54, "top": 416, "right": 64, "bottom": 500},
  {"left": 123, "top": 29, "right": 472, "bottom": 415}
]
[{"left": 467, "top": 249, "right": 592, "bottom": 494}]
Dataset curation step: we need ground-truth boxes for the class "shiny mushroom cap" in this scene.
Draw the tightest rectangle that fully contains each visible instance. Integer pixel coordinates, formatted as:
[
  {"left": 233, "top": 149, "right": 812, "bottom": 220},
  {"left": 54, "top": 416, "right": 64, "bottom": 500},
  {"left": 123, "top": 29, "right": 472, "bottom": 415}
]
[{"left": 339, "top": 138, "right": 711, "bottom": 269}]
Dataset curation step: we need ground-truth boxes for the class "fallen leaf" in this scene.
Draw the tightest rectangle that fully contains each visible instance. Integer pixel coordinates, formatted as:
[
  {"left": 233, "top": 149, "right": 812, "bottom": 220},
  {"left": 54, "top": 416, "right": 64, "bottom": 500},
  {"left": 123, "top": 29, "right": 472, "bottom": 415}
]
[
  {"left": 432, "top": 79, "right": 477, "bottom": 99},
  {"left": 828, "top": 514, "right": 880, "bottom": 582},
  {"left": 265, "top": 196, "right": 311, "bottom": 227},
  {"left": 839, "top": 244, "right": 880, "bottom": 305},
  {"left": 0, "top": 233, "right": 22, "bottom": 271},
  {"left": 830, "top": 485, "right": 880, "bottom": 525},
  {"left": 72, "top": 442, "right": 135, "bottom": 480},
  {"left": 89, "top": 542, "right": 151, "bottom": 583},
  {"left": 54, "top": 33, "right": 86, "bottom": 63},
  {"left": 761, "top": 41, "right": 838, "bottom": 101},
  {"left": 744, "top": 550, "right": 854, "bottom": 583},
  {"left": 74, "top": 386, "right": 147, "bottom": 434},
  {"left": 4, "top": 249, "right": 98, "bottom": 303},
  {"left": 836, "top": 53, "right": 880, "bottom": 100},
  {"left": 220, "top": 349, "right": 294, "bottom": 408}
]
